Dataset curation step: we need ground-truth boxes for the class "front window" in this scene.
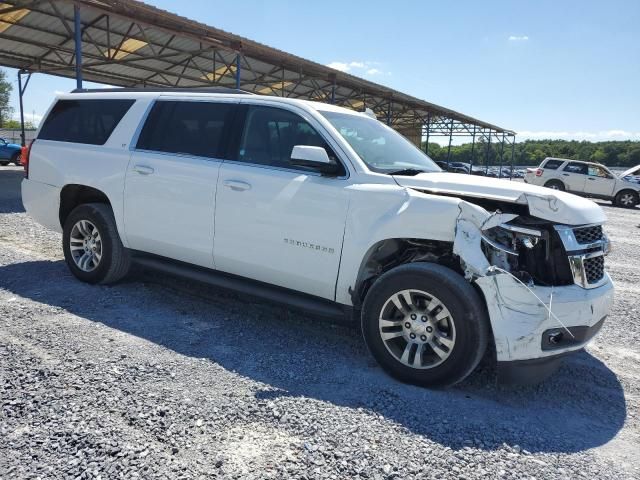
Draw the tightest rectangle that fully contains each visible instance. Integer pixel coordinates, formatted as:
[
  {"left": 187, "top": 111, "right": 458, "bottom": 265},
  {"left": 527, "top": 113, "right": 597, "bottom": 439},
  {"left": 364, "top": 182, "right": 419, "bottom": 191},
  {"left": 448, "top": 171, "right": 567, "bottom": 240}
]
[
  {"left": 238, "top": 106, "right": 344, "bottom": 174},
  {"left": 588, "top": 165, "right": 612, "bottom": 178},
  {"left": 320, "top": 111, "right": 439, "bottom": 174}
]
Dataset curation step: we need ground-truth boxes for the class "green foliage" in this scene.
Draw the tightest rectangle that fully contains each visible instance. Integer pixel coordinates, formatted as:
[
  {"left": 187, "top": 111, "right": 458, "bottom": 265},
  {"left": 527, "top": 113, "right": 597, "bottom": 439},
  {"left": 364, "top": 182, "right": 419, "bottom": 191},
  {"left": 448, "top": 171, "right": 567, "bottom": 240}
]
[
  {"left": 1, "top": 119, "right": 36, "bottom": 129},
  {"left": 0, "top": 70, "right": 13, "bottom": 128},
  {"left": 421, "top": 139, "right": 640, "bottom": 168}
]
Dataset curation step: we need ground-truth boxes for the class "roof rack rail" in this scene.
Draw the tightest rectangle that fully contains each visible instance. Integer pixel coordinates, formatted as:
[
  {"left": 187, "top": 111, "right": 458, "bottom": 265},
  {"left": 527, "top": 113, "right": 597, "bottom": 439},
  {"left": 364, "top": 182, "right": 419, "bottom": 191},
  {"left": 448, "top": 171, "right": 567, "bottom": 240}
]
[{"left": 70, "top": 87, "right": 252, "bottom": 95}]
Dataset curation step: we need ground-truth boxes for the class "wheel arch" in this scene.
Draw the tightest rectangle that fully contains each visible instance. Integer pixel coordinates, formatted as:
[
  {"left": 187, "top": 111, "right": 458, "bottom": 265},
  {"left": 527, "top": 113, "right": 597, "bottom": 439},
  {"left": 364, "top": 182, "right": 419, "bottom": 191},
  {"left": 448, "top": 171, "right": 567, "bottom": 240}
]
[
  {"left": 59, "top": 184, "right": 113, "bottom": 228},
  {"left": 351, "top": 237, "right": 461, "bottom": 309}
]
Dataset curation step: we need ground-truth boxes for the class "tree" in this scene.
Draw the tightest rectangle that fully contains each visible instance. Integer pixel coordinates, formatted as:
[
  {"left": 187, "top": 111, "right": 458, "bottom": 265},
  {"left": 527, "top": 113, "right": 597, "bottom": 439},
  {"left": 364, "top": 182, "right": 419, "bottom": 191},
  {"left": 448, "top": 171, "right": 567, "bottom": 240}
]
[
  {"left": 0, "top": 69, "right": 13, "bottom": 128},
  {"left": 1, "top": 119, "right": 36, "bottom": 129}
]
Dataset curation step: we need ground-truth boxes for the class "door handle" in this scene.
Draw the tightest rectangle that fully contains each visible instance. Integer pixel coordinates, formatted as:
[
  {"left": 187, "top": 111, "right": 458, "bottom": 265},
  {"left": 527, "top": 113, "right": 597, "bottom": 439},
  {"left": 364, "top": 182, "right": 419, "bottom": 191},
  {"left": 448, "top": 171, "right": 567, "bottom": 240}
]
[
  {"left": 588, "top": 177, "right": 595, "bottom": 181},
  {"left": 223, "top": 180, "right": 251, "bottom": 191},
  {"left": 133, "top": 165, "right": 154, "bottom": 175},
  {"left": 562, "top": 173, "right": 570, "bottom": 176}
]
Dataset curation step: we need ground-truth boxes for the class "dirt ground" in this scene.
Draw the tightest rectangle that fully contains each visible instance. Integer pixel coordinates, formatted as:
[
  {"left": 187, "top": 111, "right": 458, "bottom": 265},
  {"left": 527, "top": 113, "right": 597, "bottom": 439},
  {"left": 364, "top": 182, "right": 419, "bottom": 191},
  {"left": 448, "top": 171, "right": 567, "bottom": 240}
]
[{"left": 1, "top": 165, "right": 639, "bottom": 479}]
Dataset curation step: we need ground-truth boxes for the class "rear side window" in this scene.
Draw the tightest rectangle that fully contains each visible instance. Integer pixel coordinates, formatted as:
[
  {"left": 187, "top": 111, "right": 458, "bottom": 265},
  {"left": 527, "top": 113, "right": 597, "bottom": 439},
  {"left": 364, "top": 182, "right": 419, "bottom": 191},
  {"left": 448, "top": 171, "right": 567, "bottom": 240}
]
[
  {"left": 563, "top": 162, "right": 588, "bottom": 174},
  {"left": 542, "top": 159, "right": 564, "bottom": 170},
  {"left": 136, "top": 101, "right": 234, "bottom": 158},
  {"left": 39, "top": 99, "right": 134, "bottom": 145}
]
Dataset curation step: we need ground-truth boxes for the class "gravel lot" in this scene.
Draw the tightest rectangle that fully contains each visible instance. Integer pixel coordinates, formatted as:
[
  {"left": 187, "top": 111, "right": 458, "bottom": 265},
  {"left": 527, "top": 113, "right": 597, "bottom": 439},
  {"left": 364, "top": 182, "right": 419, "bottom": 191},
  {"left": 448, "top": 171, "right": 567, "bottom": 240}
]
[{"left": 1, "top": 165, "right": 639, "bottom": 479}]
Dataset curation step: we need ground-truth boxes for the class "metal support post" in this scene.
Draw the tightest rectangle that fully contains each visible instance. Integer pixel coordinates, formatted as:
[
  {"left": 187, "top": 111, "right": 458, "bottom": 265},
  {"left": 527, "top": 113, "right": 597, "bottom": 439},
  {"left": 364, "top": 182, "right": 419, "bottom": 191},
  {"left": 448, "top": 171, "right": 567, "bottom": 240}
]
[
  {"left": 469, "top": 125, "right": 476, "bottom": 175},
  {"left": 445, "top": 119, "right": 454, "bottom": 168},
  {"left": 74, "top": 5, "right": 83, "bottom": 89},
  {"left": 235, "top": 53, "right": 241, "bottom": 89},
  {"left": 386, "top": 101, "right": 392, "bottom": 126},
  {"left": 484, "top": 132, "right": 491, "bottom": 175},
  {"left": 17, "top": 70, "right": 31, "bottom": 147},
  {"left": 497, "top": 132, "right": 505, "bottom": 179},
  {"left": 424, "top": 113, "right": 431, "bottom": 155},
  {"left": 509, "top": 135, "right": 516, "bottom": 180},
  {"left": 330, "top": 74, "right": 336, "bottom": 104}
]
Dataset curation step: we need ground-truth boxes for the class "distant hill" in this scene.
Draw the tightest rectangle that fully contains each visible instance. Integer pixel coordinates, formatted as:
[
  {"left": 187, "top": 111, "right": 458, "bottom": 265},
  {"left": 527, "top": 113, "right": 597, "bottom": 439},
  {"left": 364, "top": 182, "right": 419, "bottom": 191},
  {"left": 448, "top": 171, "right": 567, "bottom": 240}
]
[{"left": 422, "top": 139, "right": 640, "bottom": 168}]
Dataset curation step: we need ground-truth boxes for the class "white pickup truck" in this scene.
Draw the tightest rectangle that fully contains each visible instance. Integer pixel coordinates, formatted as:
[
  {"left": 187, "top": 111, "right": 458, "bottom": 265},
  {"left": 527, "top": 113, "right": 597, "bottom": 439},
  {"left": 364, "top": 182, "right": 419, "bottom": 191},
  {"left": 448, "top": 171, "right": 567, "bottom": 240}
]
[{"left": 21, "top": 89, "right": 614, "bottom": 387}]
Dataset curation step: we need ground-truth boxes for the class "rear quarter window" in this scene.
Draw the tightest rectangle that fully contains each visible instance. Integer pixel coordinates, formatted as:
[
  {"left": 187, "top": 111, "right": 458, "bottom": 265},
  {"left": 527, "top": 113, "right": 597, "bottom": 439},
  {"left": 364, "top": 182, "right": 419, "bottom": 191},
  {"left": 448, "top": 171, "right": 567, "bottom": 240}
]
[
  {"left": 542, "top": 159, "right": 564, "bottom": 170},
  {"left": 38, "top": 99, "right": 135, "bottom": 145}
]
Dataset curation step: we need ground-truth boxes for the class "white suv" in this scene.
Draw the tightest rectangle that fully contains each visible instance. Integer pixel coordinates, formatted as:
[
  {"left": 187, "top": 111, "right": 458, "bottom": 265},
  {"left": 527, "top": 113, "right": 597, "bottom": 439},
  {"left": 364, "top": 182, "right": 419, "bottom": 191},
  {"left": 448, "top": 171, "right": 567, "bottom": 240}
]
[
  {"left": 525, "top": 157, "right": 640, "bottom": 208},
  {"left": 22, "top": 89, "right": 614, "bottom": 387}
]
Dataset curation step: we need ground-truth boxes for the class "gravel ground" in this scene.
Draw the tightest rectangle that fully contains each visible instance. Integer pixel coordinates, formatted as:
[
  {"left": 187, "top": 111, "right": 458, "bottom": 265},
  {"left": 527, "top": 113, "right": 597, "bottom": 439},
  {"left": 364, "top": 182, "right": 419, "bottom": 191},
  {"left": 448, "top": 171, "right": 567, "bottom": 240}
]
[{"left": 1, "top": 165, "right": 639, "bottom": 479}]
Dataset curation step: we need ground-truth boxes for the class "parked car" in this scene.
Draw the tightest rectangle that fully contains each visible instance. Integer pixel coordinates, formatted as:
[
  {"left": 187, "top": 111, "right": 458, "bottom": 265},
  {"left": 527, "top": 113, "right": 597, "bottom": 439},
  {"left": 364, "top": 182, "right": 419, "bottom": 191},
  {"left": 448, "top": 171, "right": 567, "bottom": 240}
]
[
  {"left": 621, "top": 164, "right": 640, "bottom": 184},
  {"left": 434, "top": 161, "right": 470, "bottom": 174},
  {"left": 22, "top": 89, "right": 613, "bottom": 387},
  {"left": 0, "top": 137, "right": 22, "bottom": 166},
  {"left": 524, "top": 157, "right": 640, "bottom": 208}
]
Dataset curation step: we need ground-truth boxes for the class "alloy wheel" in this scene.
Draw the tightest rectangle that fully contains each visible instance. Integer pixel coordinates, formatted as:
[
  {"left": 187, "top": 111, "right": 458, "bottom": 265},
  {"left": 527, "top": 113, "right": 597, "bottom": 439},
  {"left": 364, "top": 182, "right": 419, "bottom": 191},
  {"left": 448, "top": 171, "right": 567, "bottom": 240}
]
[
  {"left": 620, "top": 193, "right": 635, "bottom": 206},
  {"left": 378, "top": 289, "right": 456, "bottom": 369},
  {"left": 69, "top": 219, "right": 103, "bottom": 272}
]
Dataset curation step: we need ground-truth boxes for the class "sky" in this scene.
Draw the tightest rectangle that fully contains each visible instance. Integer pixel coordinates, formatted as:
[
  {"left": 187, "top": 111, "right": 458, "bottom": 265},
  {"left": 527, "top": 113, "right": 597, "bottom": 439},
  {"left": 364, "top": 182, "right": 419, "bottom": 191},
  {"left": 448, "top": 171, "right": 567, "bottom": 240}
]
[{"left": 2, "top": 0, "right": 640, "bottom": 143}]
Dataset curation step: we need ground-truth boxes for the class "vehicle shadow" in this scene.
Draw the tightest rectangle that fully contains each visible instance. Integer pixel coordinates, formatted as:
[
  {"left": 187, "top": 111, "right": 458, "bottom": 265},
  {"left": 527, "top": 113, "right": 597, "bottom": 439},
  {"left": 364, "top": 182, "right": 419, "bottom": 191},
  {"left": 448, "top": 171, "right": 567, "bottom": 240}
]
[
  {"left": 0, "top": 168, "right": 26, "bottom": 213},
  {"left": 0, "top": 259, "right": 627, "bottom": 454}
]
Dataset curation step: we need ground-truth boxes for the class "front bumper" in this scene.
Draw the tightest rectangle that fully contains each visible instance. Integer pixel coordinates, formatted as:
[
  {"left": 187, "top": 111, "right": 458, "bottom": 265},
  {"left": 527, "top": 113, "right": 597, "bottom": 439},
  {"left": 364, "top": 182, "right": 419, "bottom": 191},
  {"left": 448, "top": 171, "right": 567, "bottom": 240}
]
[{"left": 475, "top": 273, "right": 614, "bottom": 365}]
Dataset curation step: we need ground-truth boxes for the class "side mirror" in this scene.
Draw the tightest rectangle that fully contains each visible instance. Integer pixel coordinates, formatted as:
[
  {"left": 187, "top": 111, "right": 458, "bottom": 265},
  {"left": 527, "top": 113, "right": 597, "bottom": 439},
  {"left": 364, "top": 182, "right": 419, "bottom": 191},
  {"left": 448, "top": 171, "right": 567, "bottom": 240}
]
[{"left": 290, "top": 145, "right": 339, "bottom": 176}]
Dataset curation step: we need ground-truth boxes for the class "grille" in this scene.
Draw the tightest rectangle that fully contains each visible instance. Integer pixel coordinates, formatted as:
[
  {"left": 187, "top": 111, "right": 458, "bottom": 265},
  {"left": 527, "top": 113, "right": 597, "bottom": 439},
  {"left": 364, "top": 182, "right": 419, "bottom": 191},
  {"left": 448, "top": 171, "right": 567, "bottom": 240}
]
[
  {"left": 584, "top": 256, "right": 605, "bottom": 284},
  {"left": 573, "top": 225, "right": 604, "bottom": 244}
]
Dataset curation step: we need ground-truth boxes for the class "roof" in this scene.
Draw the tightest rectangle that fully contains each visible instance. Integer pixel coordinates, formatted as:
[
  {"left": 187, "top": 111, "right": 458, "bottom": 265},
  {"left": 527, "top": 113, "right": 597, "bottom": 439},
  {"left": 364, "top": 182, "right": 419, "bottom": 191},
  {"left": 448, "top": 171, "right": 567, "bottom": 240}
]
[
  {"left": 0, "top": 0, "right": 515, "bottom": 136},
  {"left": 62, "top": 88, "right": 381, "bottom": 121}
]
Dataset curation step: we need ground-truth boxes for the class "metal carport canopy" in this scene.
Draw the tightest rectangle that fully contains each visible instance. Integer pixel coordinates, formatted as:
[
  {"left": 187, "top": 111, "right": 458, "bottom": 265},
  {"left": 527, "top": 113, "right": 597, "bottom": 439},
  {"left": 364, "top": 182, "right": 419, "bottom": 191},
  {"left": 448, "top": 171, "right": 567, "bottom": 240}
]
[{"left": 0, "top": 0, "right": 515, "bottom": 139}]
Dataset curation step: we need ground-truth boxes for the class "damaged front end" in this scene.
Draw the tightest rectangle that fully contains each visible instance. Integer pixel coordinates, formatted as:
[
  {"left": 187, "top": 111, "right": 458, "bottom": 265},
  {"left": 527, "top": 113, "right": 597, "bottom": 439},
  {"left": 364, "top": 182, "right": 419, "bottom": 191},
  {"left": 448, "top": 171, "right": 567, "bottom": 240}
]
[{"left": 453, "top": 202, "right": 614, "bottom": 383}]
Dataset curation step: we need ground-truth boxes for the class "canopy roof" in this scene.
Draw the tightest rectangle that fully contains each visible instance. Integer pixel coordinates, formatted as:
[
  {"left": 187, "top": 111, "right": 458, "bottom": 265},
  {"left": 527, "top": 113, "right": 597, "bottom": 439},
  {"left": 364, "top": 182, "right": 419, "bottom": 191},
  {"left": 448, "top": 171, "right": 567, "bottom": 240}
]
[{"left": 0, "top": 0, "right": 515, "bottom": 137}]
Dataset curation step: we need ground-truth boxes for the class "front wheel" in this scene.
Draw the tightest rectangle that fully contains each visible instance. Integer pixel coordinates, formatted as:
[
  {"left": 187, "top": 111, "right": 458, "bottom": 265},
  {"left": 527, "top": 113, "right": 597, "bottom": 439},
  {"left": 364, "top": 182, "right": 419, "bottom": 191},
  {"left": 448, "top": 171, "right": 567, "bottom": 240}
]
[
  {"left": 614, "top": 190, "right": 639, "bottom": 208},
  {"left": 10, "top": 152, "right": 21, "bottom": 165},
  {"left": 62, "top": 203, "right": 131, "bottom": 284},
  {"left": 544, "top": 180, "right": 565, "bottom": 191},
  {"left": 361, "top": 263, "right": 490, "bottom": 388}
]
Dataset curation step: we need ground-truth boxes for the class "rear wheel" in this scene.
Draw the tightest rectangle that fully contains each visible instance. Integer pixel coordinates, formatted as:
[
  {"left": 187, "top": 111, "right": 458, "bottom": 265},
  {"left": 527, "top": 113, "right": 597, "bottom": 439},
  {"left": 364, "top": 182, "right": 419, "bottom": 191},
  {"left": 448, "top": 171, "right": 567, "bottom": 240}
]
[
  {"left": 62, "top": 203, "right": 131, "bottom": 284},
  {"left": 614, "top": 190, "right": 639, "bottom": 208},
  {"left": 544, "top": 180, "right": 565, "bottom": 191},
  {"left": 361, "top": 262, "right": 490, "bottom": 388}
]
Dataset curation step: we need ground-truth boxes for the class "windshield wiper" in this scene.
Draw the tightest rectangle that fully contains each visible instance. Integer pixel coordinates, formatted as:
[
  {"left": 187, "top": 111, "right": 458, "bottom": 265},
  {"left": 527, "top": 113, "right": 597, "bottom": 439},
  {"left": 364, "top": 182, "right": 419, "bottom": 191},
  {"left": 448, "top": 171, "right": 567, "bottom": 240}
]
[{"left": 387, "top": 168, "right": 426, "bottom": 176}]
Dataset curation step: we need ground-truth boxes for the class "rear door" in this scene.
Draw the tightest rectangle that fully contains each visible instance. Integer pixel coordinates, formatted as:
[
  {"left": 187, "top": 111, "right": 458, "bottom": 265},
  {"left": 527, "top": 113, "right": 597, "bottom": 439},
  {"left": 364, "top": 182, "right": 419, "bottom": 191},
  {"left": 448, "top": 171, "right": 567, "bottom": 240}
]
[
  {"left": 213, "top": 103, "right": 350, "bottom": 299},
  {"left": 560, "top": 161, "right": 588, "bottom": 192},
  {"left": 123, "top": 98, "right": 236, "bottom": 268},
  {"left": 584, "top": 164, "right": 616, "bottom": 197}
]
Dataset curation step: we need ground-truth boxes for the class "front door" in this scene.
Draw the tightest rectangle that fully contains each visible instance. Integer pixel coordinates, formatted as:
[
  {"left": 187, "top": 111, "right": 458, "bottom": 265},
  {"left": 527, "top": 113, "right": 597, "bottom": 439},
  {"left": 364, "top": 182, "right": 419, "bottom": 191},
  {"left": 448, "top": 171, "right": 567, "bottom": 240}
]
[
  {"left": 124, "top": 99, "right": 236, "bottom": 268},
  {"left": 214, "top": 104, "right": 350, "bottom": 300},
  {"left": 584, "top": 164, "right": 616, "bottom": 197}
]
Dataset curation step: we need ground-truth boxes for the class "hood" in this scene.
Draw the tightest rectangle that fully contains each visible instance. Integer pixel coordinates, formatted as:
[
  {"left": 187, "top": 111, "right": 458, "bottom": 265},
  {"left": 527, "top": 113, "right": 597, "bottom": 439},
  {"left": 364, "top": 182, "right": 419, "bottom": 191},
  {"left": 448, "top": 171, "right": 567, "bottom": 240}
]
[
  {"left": 4, "top": 142, "right": 20, "bottom": 149},
  {"left": 393, "top": 172, "right": 606, "bottom": 225},
  {"left": 621, "top": 164, "right": 640, "bottom": 178}
]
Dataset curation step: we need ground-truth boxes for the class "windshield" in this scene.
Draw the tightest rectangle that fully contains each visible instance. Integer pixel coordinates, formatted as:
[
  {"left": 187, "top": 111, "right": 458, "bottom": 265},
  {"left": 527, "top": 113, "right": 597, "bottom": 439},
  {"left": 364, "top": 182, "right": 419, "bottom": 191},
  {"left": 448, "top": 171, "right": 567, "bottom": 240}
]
[{"left": 320, "top": 111, "right": 440, "bottom": 174}]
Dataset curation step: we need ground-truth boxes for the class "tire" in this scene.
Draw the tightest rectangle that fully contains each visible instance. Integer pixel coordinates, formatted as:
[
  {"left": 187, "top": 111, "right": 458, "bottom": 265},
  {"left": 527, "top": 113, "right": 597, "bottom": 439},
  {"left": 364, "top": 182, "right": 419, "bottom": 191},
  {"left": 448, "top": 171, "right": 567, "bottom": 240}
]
[
  {"left": 361, "top": 262, "right": 490, "bottom": 388},
  {"left": 614, "top": 190, "right": 639, "bottom": 208},
  {"left": 62, "top": 203, "right": 131, "bottom": 284},
  {"left": 0, "top": 161, "right": 8, "bottom": 166},
  {"left": 544, "top": 180, "right": 565, "bottom": 191},
  {"left": 10, "top": 152, "right": 21, "bottom": 165}
]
